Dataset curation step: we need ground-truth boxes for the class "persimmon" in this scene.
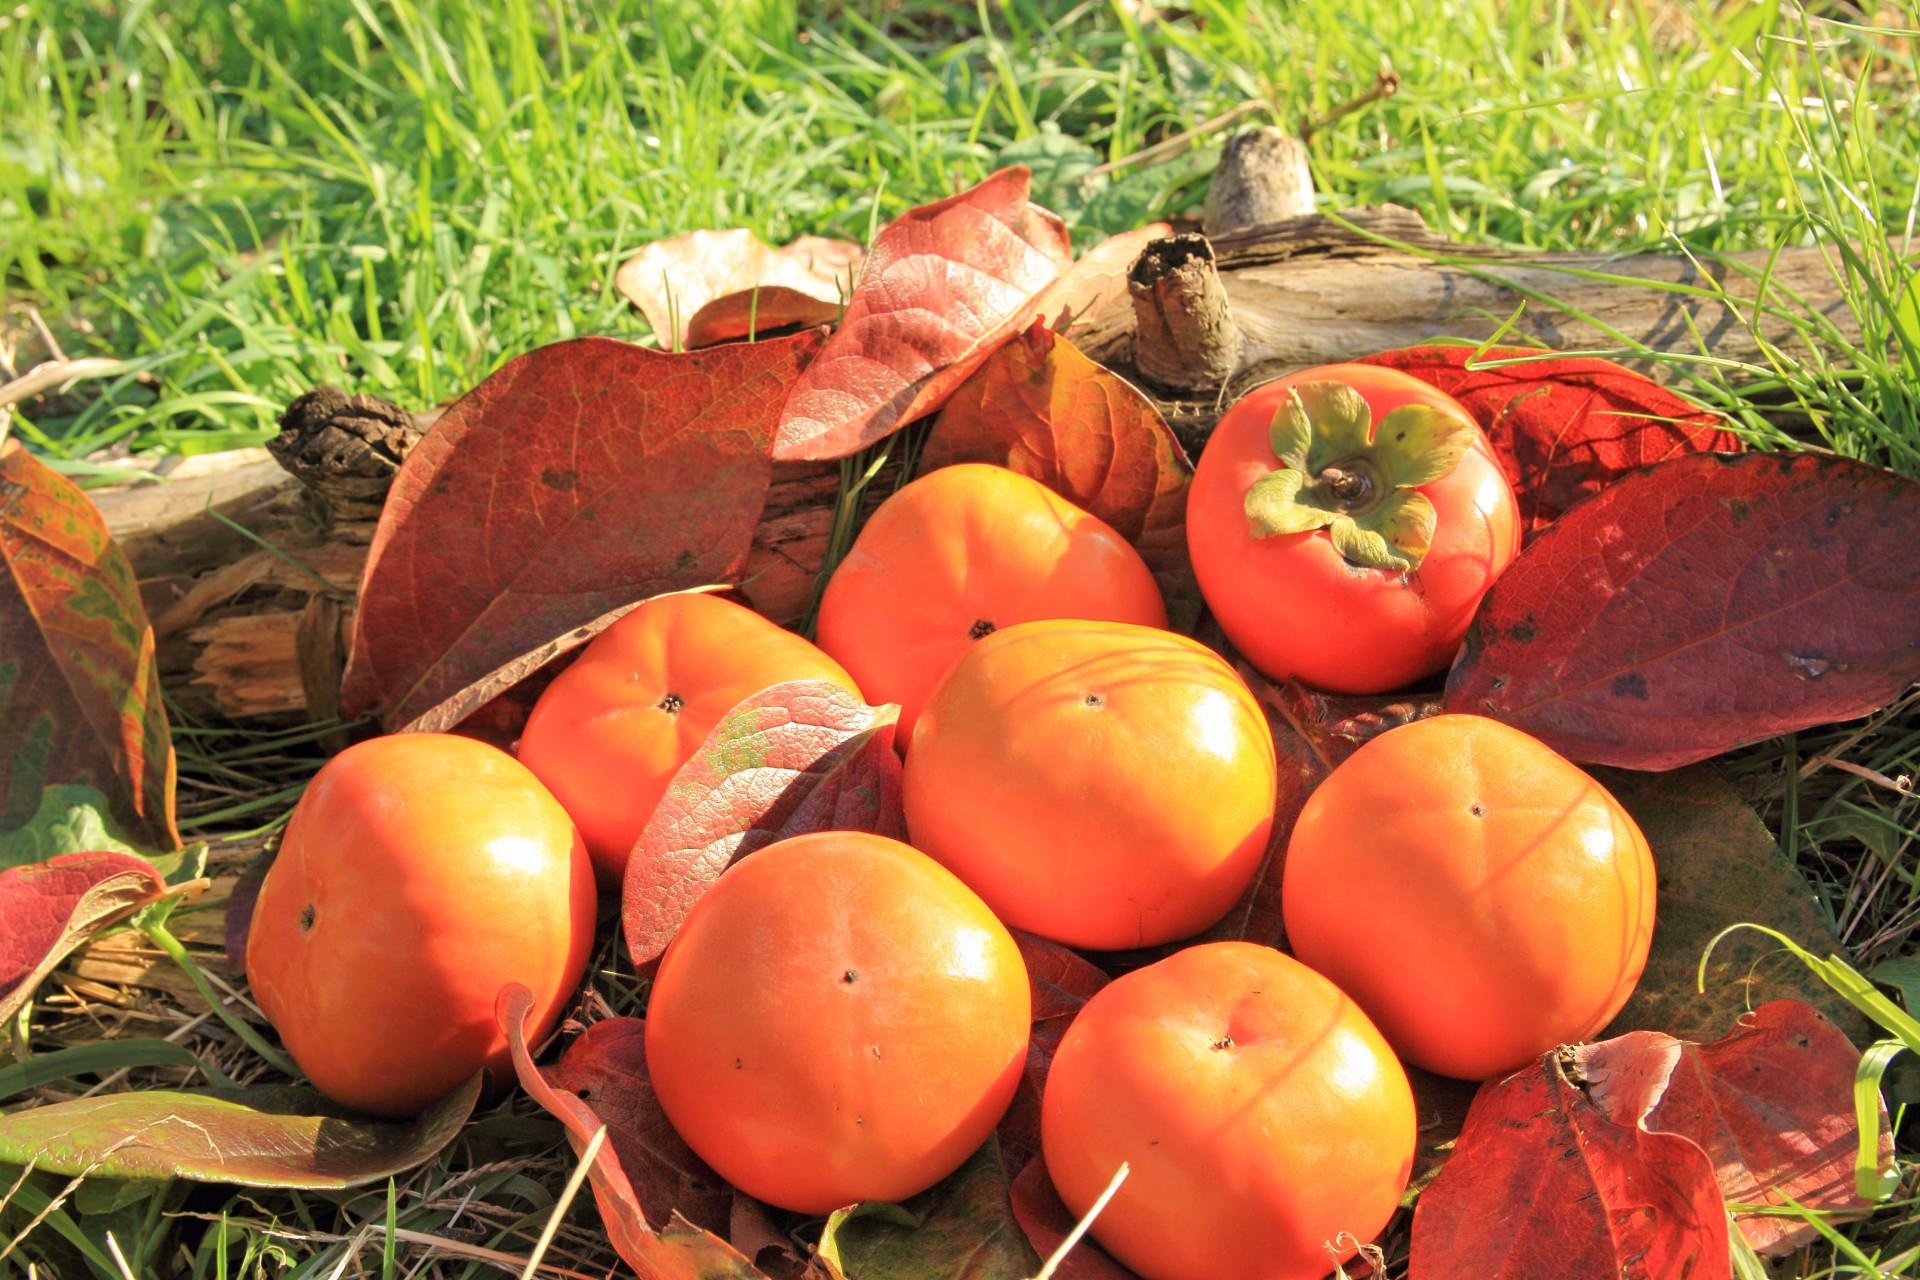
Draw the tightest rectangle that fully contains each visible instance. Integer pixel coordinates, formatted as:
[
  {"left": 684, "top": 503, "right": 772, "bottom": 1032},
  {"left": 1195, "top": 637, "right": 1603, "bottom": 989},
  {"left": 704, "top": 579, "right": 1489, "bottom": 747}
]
[
  {"left": 246, "top": 734, "right": 595, "bottom": 1117},
  {"left": 1187, "top": 364, "right": 1520, "bottom": 693},
  {"left": 815, "top": 463, "right": 1165, "bottom": 741},
  {"left": 643, "top": 831, "right": 1029, "bottom": 1213},
  {"left": 903, "top": 619, "right": 1276, "bottom": 950},
  {"left": 1042, "top": 942, "right": 1415, "bottom": 1280},
  {"left": 1283, "top": 713, "right": 1656, "bottom": 1080},
  {"left": 517, "top": 591, "right": 858, "bottom": 883}
]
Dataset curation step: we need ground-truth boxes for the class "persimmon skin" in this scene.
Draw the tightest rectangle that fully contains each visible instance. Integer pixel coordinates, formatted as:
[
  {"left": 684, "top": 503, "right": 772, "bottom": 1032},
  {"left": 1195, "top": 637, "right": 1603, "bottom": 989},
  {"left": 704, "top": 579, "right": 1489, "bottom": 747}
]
[
  {"left": 246, "top": 734, "right": 595, "bottom": 1118},
  {"left": 816, "top": 463, "right": 1166, "bottom": 742},
  {"left": 1187, "top": 364, "right": 1520, "bottom": 693},
  {"left": 1283, "top": 714, "right": 1656, "bottom": 1080},
  {"left": 903, "top": 619, "right": 1276, "bottom": 950},
  {"left": 644, "top": 832, "right": 1030, "bottom": 1214},
  {"left": 1042, "top": 942, "right": 1415, "bottom": 1280},
  {"left": 517, "top": 592, "right": 859, "bottom": 883}
]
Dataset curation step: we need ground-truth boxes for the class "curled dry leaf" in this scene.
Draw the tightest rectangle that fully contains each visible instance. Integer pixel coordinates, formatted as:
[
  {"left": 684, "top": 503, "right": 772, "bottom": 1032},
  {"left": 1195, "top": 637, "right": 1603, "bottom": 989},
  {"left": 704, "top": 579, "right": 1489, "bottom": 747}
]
[
  {"left": 546, "top": 1017, "right": 731, "bottom": 1236},
  {"left": 1, "top": 441, "right": 177, "bottom": 849},
  {"left": 1409, "top": 1049, "right": 1731, "bottom": 1280},
  {"left": 925, "top": 321, "right": 1195, "bottom": 619},
  {"left": 0, "top": 1075, "right": 479, "bottom": 1189},
  {"left": 1447, "top": 452, "right": 1920, "bottom": 771},
  {"left": 1007, "top": 1157, "right": 1135, "bottom": 1280},
  {"left": 622, "top": 679, "right": 904, "bottom": 973},
  {"left": 496, "top": 984, "right": 767, "bottom": 1280},
  {"left": 1358, "top": 345, "right": 1742, "bottom": 529},
  {"left": 773, "top": 167, "right": 1073, "bottom": 462},
  {"left": 616, "top": 228, "right": 863, "bottom": 351},
  {"left": 999, "top": 932, "right": 1111, "bottom": 1171},
  {"left": 1579, "top": 1000, "right": 1894, "bottom": 1255},
  {"left": 339, "top": 333, "right": 824, "bottom": 730},
  {"left": 1600, "top": 767, "right": 1870, "bottom": 1044},
  {"left": 0, "top": 851, "right": 171, "bottom": 1025}
]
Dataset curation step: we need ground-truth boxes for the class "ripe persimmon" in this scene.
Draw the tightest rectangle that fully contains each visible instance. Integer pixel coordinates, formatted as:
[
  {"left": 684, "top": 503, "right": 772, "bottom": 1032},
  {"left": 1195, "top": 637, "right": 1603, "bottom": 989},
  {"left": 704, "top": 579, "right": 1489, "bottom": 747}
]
[
  {"left": 1283, "top": 713, "right": 1656, "bottom": 1080},
  {"left": 815, "top": 463, "right": 1165, "bottom": 741},
  {"left": 1187, "top": 364, "right": 1520, "bottom": 693},
  {"left": 246, "top": 733, "right": 595, "bottom": 1117},
  {"left": 1042, "top": 942, "right": 1415, "bottom": 1280},
  {"left": 903, "top": 619, "right": 1276, "bottom": 950},
  {"left": 644, "top": 831, "right": 1030, "bottom": 1213},
  {"left": 517, "top": 592, "right": 858, "bottom": 883}
]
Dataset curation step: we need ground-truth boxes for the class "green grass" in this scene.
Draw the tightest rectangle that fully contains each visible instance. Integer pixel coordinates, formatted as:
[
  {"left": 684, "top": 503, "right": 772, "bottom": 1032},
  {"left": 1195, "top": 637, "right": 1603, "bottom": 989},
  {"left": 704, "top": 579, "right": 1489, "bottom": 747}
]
[
  {"left": 3, "top": 0, "right": 1917, "bottom": 463},
  {"left": 4, "top": 2, "right": 1920, "bottom": 1277}
]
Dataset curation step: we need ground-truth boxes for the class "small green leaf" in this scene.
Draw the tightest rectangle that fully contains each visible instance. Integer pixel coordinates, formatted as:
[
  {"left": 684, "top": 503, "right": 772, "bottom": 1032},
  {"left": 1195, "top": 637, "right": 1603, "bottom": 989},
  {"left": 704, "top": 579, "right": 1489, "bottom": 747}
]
[
  {"left": 1289, "top": 381, "right": 1374, "bottom": 473},
  {"left": 1370, "top": 405, "right": 1477, "bottom": 489},
  {"left": 815, "top": 1139, "right": 1036, "bottom": 1279},
  {"left": 1267, "top": 397, "right": 1313, "bottom": 471},
  {"left": 1869, "top": 954, "right": 1920, "bottom": 1013},
  {"left": 0, "top": 785, "right": 144, "bottom": 871},
  {"left": 1328, "top": 514, "right": 1413, "bottom": 572},
  {"left": 1375, "top": 489, "right": 1439, "bottom": 566},
  {"left": 1243, "top": 469, "right": 1338, "bottom": 539}
]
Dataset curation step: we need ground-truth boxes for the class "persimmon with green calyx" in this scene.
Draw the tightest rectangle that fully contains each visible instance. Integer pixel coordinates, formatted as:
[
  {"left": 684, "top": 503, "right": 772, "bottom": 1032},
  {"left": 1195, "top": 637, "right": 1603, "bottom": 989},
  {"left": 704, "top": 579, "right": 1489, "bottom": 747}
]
[
  {"left": 1283, "top": 714, "right": 1656, "bottom": 1080},
  {"left": 516, "top": 591, "right": 860, "bottom": 884},
  {"left": 815, "top": 463, "right": 1165, "bottom": 743},
  {"left": 246, "top": 733, "right": 596, "bottom": 1118},
  {"left": 1042, "top": 942, "right": 1416, "bottom": 1280},
  {"left": 903, "top": 619, "right": 1276, "bottom": 950},
  {"left": 1187, "top": 364, "right": 1520, "bottom": 693},
  {"left": 644, "top": 831, "right": 1030, "bottom": 1214}
]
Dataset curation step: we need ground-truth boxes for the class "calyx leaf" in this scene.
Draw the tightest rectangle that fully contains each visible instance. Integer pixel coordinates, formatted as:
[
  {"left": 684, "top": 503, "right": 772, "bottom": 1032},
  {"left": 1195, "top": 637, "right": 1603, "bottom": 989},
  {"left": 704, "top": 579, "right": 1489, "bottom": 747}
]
[{"left": 1245, "top": 379, "right": 1471, "bottom": 572}]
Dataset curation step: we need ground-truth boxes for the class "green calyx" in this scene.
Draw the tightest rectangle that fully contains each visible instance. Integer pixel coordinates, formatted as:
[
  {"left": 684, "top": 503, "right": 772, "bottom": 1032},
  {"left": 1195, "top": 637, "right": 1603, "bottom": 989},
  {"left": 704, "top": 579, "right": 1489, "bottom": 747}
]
[{"left": 1242, "top": 379, "right": 1475, "bottom": 572}]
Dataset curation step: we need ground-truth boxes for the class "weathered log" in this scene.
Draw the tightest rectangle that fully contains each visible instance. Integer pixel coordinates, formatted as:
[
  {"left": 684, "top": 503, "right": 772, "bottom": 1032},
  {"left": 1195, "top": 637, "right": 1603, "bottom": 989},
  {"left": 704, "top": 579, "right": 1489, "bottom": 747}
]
[{"left": 98, "top": 205, "right": 1866, "bottom": 725}]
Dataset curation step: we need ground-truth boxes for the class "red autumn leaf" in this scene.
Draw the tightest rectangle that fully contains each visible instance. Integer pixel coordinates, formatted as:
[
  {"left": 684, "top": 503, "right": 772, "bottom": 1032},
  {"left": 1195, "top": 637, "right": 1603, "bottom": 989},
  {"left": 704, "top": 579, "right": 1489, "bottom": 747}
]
[
  {"left": 622, "top": 679, "right": 904, "bottom": 973},
  {"left": 545, "top": 1016, "right": 731, "bottom": 1236},
  {"left": 1359, "top": 345, "right": 1742, "bottom": 529},
  {"left": 0, "top": 851, "right": 169, "bottom": 1024},
  {"left": 1579, "top": 1000, "right": 1893, "bottom": 1255},
  {"left": 999, "top": 932, "right": 1111, "bottom": 1171},
  {"left": 1, "top": 442, "right": 177, "bottom": 848},
  {"left": 1446, "top": 452, "right": 1920, "bottom": 770},
  {"left": 616, "top": 228, "right": 862, "bottom": 351},
  {"left": 496, "top": 985, "right": 768, "bottom": 1280},
  {"left": 772, "top": 167, "right": 1072, "bottom": 461},
  {"left": 924, "top": 321, "right": 1194, "bottom": 613},
  {"left": 1008, "top": 1157, "right": 1136, "bottom": 1280},
  {"left": 1409, "top": 1050, "right": 1731, "bottom": 1280},
  {"left": 339, "top": 333, "right": 824, "bottom": 729}
]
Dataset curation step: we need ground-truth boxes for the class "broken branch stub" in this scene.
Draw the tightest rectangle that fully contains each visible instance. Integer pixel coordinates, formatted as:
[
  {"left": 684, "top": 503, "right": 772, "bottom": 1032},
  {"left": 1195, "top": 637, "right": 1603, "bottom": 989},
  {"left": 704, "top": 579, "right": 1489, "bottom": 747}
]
[{"left": 1127, "top": 234, "right": 1242, "bottom": 394}]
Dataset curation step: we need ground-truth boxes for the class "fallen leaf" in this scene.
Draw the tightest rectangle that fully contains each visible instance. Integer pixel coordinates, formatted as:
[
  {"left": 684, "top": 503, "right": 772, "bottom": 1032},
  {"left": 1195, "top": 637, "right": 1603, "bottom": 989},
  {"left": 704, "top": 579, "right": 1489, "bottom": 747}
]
[
  {"left": 1408, "top": 1050, "right": 1731, "bottom": 1280},
  {"left": 0, "top": 851, "right": 169, "bottom": 1025},
  {"left": 773, "top": 168, "right": 1072, "bottom": 461},
  {"left": 1580, "top": 1001, "right": 1893, "bottom": 1254},
  {"left": 1358, "top": 345, "right": 1742, "bottom": 529},
  {"left": 339, "top": 333, "right": 823, "bottom": 729},
  {"left": 924, "top": 322, "right": 1194, "bottom": 616},
  {"left": 546, "top": 1017, "right": 731, "bottom": 1236},
  {"left": 0, "top": 784, "right": 145, "bottom": 870},
  {"left": 730, "top": 1195, "right": 812, "bottom": 1279},
  {"left": 223, "top": 850, "right": 272, "bottom": 977},
  {"left": 497, "top": 984, "right": 768, "bottom": 1280},
  {"left": 623, "top": 679, "right": 904, "bottom": 973},
  {"left": 0, "top": 1075, "right": 478, "bottom": 1188},
  {"left": 1446, "top": 453, "right": 1920, "bottom": 770},
  {"left": 999, "top": 932, "right": 1111, "bottom": 1170},
  {"left": 0, "top": 442, "right": 177, "bottom": 848},
  {"left": 816, "top": 1138, "right": 1038, "bottom": 1280},
  {"left": 1600, "top": 766, "right": 1871, "bottom": 1046},
  {"left": 1007, "top": 1157, "right": 1135, "bottom": 1280},
  {"left": 616, "top": 229, "right": 861, "bottom": 351}
]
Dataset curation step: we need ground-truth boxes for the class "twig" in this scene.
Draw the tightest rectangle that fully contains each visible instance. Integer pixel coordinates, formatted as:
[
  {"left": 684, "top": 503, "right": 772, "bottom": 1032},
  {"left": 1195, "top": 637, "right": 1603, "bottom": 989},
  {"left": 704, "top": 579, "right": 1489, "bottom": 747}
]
[
  {"left": 1081, "top": 100, "right": 1267, "bottom": 183},
  {"left": 1031, "top": 1162, "right": 1129, "bottom": 1280},
  {"left": 1804, "top": 755, "right": 1915, "bottom": 797},
  {"left": 0, "top": 357, "right": 129, "bottom": 411},
  {"left": 1299, "top": 56, "right": 1401, "bottom": 140}
]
